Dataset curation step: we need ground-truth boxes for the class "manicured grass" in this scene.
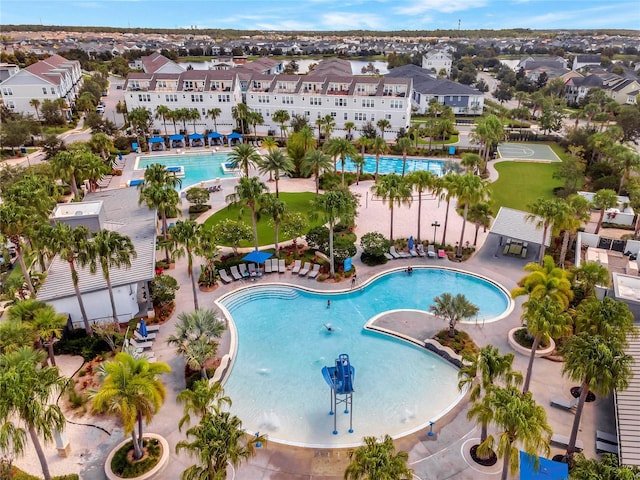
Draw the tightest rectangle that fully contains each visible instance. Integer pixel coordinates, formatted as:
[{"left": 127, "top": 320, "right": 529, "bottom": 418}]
[
  {"left": 490, "top": 161, "right": 562, "bottom": 214},
  {"left": 203, "top": 192, "right": 323, "bottom": 247}
]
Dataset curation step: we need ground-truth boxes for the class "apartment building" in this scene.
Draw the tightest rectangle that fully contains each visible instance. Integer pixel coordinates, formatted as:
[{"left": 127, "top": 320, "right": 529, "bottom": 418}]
[{"left": 0, "top": 54, "right": 83, "bottom": 118}]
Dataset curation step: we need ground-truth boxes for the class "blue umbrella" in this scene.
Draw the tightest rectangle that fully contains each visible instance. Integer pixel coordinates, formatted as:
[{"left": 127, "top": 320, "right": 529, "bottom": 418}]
[
  {"left": 242, "top": 250, "right": 273, "bottom": 265},
  {"left": 408, "top": 236, "right": 414, "bottom": 251},
  {"left": 139, "top": 318, "right": 149, "bottom": 338}
]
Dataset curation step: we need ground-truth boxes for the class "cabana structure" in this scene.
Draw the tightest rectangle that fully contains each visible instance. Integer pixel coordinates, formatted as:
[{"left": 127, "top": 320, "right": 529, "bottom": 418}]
[
  {"left": 169, "top": 134, "right": 185, "bottom": 149},
  {"left": 227, "top": 132, "right": 243, "bottom": 147},
  {"left": 148, "top": 136, "right": 165, "bottom": 151},
  {"left": 189, "top": 133, "right": 204, "bottom": 148},
  {"left": 207, "top": 131, "right": 223, "bottom": 147}
]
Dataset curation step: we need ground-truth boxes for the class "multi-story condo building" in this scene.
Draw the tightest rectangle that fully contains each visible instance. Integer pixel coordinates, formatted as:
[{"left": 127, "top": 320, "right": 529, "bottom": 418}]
[{"left": 0, "top": 54, "right": 83, "bottom": 119}]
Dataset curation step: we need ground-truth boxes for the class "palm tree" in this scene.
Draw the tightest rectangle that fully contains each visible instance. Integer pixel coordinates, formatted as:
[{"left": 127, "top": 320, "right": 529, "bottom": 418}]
[
  {"left": 396, "top": 137, "right": 412, "bottom": 177},
  {"left": 127, "top": 107, "right": 152, "bottom": 145},
  {"left": 0, "top": 348, "right": 66, "bottom": 480},
  {"left": 231, "top": 103, "right": 249, "bottom": 134},
  {"left": 460, "top": 152, "right": 482, "bottom": 174},
  {"left": 370, "top": 174, "right": 413, "bottom": 241},
  {"left": 468, "top": 202, "right": 493, "bottom": 246},
  {"left": 296, "top": 125, "right": 316, "bottom": 155},
  {"left": 325, "top": 137, "right": 358, "bottom": 186},
  {"left": 116, "top": 100, "right": 128, "bottom": 126},
  {"left": 453, "top": 173, "right": 489, "bottom": 256},
  {"left": 45, "top": 223, "right": 93, "bottom": 335},
  {"left": 91, "top": 352, "right": 171, "bottom": 460},
  {"left": 376, "top": 118, "right": 391, "bottom": 140},
  {"left": 301, "top": 149, "right": 333, "bottom": 196},
  {"left": 0, "top": 203, "right": 37, "bottom": 296},
  {"left": 511, "top": 256, "right": 574, "bottom": 310},
  {"left": 573, "top": 261, "right": 610, "bottom": 299},
  {"left": 262, "top": 136, "right": 278, "bottom": 153},
  {"left": 88, "top": 132, "right": 114, "bottom": 162},
  {"left": 593, "top": 188, "right": 619, "bottom": 234},
  {"left": 260, "top": 194, "right": 288, "bottom": 256},
  {"left": 206, "top": 107, "right": 221, "bottom": 132},
  {"left": 177, "top": 379, "right": 231, "bottom": 431},
  {"left": 519, "top": 296, "right": 572, "bottom": 393},
  {"left": 312, "top": 189, "right": 358, "bottom": 278},
  {"left": 176, "top": 410, "right": 265, "bottom": 480},
  {"left": 247, "top": 110, "right": 264, "bottom": 139},
  {"left": 344, "top": 121, "right": 355, "bottom": 140},
  {"left": 32, "top": 306, "right": 67, "bottom": 366},
  {"left": 434, "top": 173, "right": 458, "bottom": 246},
  {"left": 344, "top": 434, "right": 413, "bottom": 480},
  {"left": 406, "top": 170, "right": 436, "bottom": 242},
  {"left": 258, "top": 149, "right": 294, "bottom": 197},
  {"left": 614, "top": 148, "right": 640, "bottom": 194},
  {"left": 470, "top": 115, "right": 504, "bottom": 174},
  {"left": 170, "top": 220, "right": 202, "bottom": 311},
  {"left": 315, "top": 117, "right": 324, "bottom": 143},
  {"left": 187, "top": 108, "right": 201, "bottom": 134},
  {"left": 526, "top": 198, "right": 566, "bottom": 263},
  {"left": 227, "top": 143, "right": 261, "bottom": 177},
  {"left": 29, "top": 98, "right": 41, "bottom": 121},
  {"left": 89, "top": 230, "right": 137, "bottom": 329},
  {"left": 479, "top": 386, "right": 551, "bottom": 480},
  {"left": 369, "top": 136, "right": 388, "bottom": 181},
  {"left": 272, "top": 109, "right": 291, "bottom": 139},
  {"left": 429, "top": 293, "right": 479, "bottom": 338},
  {"left": 562, "top": 333, "right": 633, "bottom": 456},
  {"left": 573, "top": 296, "right": 636, "bottom": 343},
  {"left": 556, "top": 194, "right": 591, "bottom": 267},
  {"left": 49, "top": 150, "right": 82, "bottom": 199},
  {"left": 225, "top": 176, "right": 269, "bottom": 250},
  {"left": 320, "top": 114, "right": 336, "bottom": 143},
  {"left": 155, "top": 105, "right": 171, "bottom": 137}
]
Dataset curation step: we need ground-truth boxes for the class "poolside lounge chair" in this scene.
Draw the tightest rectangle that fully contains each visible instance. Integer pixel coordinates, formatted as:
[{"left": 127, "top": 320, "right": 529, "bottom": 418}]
[
  {"left": 278, "top": 259, "right": 286, "bottom": 273},
  {"left": 248, "top": 263, "right": 257, "bottom": 277},
  {"left": 550, "top": 397, "right": 578, "bottom": 410},
  {"left": 264, "top": 261, "right": 272, "bottom": 274},
  {"left": 438, "top": 249, "right": 446, "bottom": 259},
  {"left": 308, "top": 264, "right": 321, "bottom": 279},
  {"left": 137, "top": 322, "right": 160, "bottom": 333},
  {"left": 230, "top": 265, "right": 243, "bottom": 281},
  {"left": 291, "top": 259, "right": 302, "bottom": 274},
  {"left": 596, "top": 441, "right": 618, "bottom": 454},
  {"left": 550, "top": 434, "right": 583, "bottom": 451},
  {"left": 239, "top": 263, "right": 250, "bottom": 277},
  {"left": 388, "top": 247, "right": 400, "bottom": 259},
  {"left": 416, "top": 244, "right": 425, "bottom": 257},
  {"left": 427, "top": 245, "right": 437, "bottom": 258},
  {"left": 390, "top": 246, "right": 409, "bottom": 258},
  {"left": 219, "top": 269, "right": 232, "bottom": 283},
  {"left": 409, "top": 247, "right": 419, "bottom": 257},
  {"left": 384, "top": 252, "right": 395, "bottom": 260},
  {"left": 129, "top": 338, "right": 152, "bottom": 350},
  {"left": 596, "top": 431, "right": 618, "bottom": 445},
  {"left": 299, "top": 262, "right": 311, "bottom": 276},
  {"left": 134, "top": 330, "right": 156, "bottom": 342}
]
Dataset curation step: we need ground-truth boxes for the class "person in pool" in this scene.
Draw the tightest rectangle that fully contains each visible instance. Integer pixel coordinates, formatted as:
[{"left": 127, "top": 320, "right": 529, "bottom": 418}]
[{"left": 324, "top": 323, "right": 334, "bottom": 331}]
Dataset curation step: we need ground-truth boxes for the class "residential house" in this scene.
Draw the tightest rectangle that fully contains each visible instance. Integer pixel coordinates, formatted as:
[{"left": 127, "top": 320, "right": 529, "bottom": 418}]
[
  {"left": 421, "top": 50, "right": 453, "bottom": 77},
  {"left": 516, "top": 56, "right": 569, "bottom": 81},
  {"left": 572, "top": 54, "right": 602, "bottom": 71}
]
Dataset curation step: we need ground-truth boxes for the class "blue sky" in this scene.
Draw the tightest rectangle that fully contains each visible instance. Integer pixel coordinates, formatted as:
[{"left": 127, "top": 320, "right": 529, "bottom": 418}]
[{"left": 2, "top": 1, "right": 639, "bottom": 31}]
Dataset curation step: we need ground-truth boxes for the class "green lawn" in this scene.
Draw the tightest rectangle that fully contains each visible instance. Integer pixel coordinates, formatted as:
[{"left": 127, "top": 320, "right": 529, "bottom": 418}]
[
  {"left": 203, "top": 192, "right": 323, "bottom": 247},
  {"left": 491, "top": 161, "right": 562, "bottom": 214}
]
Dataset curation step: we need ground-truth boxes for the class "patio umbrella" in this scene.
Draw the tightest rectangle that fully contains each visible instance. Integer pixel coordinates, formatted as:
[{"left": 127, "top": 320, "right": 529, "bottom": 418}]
[
  {"left": 242, "top": 250, "right": 273, "bottom": 265},
  {"left": 139, "top": 318, "right": 149, "bottom": 339},
  {"left": 408, "top": 236, "right": 414, "bottom": 251}
]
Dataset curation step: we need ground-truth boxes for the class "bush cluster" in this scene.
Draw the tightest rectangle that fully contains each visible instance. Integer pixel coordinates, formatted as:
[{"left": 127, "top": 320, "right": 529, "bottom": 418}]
[
  {"left": 54, "top": 329, "right": 112, "bottom": 360},
  {"left": 110, "top": 438, "right": 161, "bottom": 478}
]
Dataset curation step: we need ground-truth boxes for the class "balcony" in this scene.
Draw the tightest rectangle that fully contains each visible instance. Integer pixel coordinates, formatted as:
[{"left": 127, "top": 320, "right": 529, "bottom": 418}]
[{"left": 327, "top": 90, "right": 349, "bottom": 96}]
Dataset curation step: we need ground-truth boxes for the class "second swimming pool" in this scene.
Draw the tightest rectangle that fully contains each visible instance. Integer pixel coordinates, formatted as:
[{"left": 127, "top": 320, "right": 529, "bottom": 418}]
[{"left": 344, "top": 156, "right": 444, "bottom": 176}]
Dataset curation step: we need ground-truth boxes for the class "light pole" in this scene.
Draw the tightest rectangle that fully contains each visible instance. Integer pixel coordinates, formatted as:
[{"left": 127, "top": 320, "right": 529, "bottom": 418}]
[{"left": 431, "top": 221, "right": 441, "bottom": 245}]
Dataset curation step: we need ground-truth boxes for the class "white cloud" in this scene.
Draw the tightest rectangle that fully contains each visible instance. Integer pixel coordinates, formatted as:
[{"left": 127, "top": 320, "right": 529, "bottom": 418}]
[
  {"left": 395, "top": 0, "right": 488, "bottom": 15},
  {"left": 321, "top": 12, "right": 385, "bottom": 29}
]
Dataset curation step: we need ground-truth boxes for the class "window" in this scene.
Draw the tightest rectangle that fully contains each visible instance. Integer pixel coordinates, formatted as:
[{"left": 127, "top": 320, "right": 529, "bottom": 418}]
[
  {"left": 51, "top": 88, "right": 55, "bottom": 94},
  {"left": 218, "top": 94, "right": 230, "bottom": 103},
  {"left": 344, "top": 112, "right": 348, "bottom": 120},
  {"left": 6, "top": 101, "right": 15, "bottom": 109},
  {"left": 42, "top": 87, "right": 47, "bottom": 94},
  {"left": 354, "top": 112, "right": 366, "bottom": 121},
  {"left": 211, "top": 81, "right": 220, "bottom": 90},
  {"left": 389, "top": 99, "right": 403, "bottom": 109},
  {"left": 362, "top": 99, "right": 374, "bottom": 108},
  {"left": 310, "top": 97, "right": 322, "bottom": 106},
  {"left": 385, "top": 114, "right": 392, "bottom": 120},
  {"left": 191, "top": 94, "right": 203, "bottom": 102},
  {"left": 165, "top": 94, "right": 178, "bottom": 102},
  {"left": 2, "top": 88, "right": 12, "bottom": 96},
  {"left": 184, "top": 80, "right": 194, "bottom": 91},
  {"left": 304, "top": 111, "right": 310, "bottom": 117},
  {"left": 282, "top": 96, "right": 293, "bottom": 105},
  {"left": 258, "top": 95, "right": 270, "bottom": 104},
  {"left": 335, "top": 98, "right": 347, "bottom": 107},
  {"left": 157, "top": 81, "right": 166, "bottom": 88},
  {"left": 330, "top": 111, "right": 337, "bottom": 118},
  {"left": 138, "top": 94, "right": 151, "bottom": 102}
]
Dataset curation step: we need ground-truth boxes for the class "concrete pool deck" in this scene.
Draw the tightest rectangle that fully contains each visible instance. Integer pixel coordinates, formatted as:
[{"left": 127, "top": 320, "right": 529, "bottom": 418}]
[{"left": 14, "top": 149, "right": 616, "bottom": 479}]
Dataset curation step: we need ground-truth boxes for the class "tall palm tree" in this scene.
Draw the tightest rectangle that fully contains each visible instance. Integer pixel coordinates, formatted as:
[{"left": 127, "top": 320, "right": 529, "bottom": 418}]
[
  {"left": 29, "top": 98, "right": 41, "bottom": 121},
  {"left": 369, "top": 136, "right": 388, "bottom": 181},
  {"left": 0, "top": 203, "right": 37, "bottom": 296},
  {"left": 460, "top": 152, "right": 482, "bottom": 175},
  {"left": 232, "top": 103, "right": 249, "bottom": 134},
  {"left": 453, "top": 173, "right": 489, "bottom": 256},
  {"left": 593, "top": 188, "right": 619, "bottom": 234},
  {"left": 572, "top": 261, "right": 610, "bottom": 299},
  {"left": 376, "top": 118, "right": 391, "bottom": 140},
  {"left": 170, "top": 220, "right": 202, "bottom": 311},
  {"left": 272, "top": 109, "right": 290, "bottom": 140},
  {"left": 406, "top": 170, "right": 435, "bottom": 242},
  {"left": 155, "top": 105, "right": 171, "bottom": 137},
  {"left": 261, "top": 136, "right": 278, "bottom": 153},
  {"left": 227, "top": 143, "right": 261, "bottom": 177},
  {"left": 225, "top": 176, "right": 269, "bottom": 250},
  {"left": 49, "top": 150, "right": 82, "bottom": 199},
  {"left": 127, "top": 107, "right": 152, "bottom": 145},
  {"left": 468, "top": 202, "right": 493, "bottom": 246},
  {"left": 344, "top": 121, "right": 355, "bottom": 140},
  {"left": 344, "top": 435, "right": 413, "bottom": 480},
  {"left": 320, "top": 114, "right": 336, "bottom": 143},
  {"left": 396, "top": 137, "right": 413, "bottom": 177},
  {"left": 187, "top": 108, "right": 201, "bottom": 134},
  {"left": 526, "top": 197, "right": 565, "bottom": 263},
  {"left": 519, "top": 296, "right": 572, "bottom": 393},
  {"left": 88, "top": 132, "right": 114, "bottom": 162},
  {"left": 573, "top": 296, "right": 636, "bottom": 343},
  {"left": 301, "top": 149, "right": 333, "bottom": 196},
  {"left": 206, "top": 107, "right": 221, "bottom": 132},
  {"left": 429, "top": 292, "right": 479, "bottom": 338},
  {"left": 247, "top": 110, "right": 264, "bottom": 139},
  {"left": 325, "top": 137, "right": 358, "bottom": 186},
  {"left": 470, "top": 115, "right": 504, "bottom": 174},
  {"left": 0, "top": 348, "right": 66, "bottom": 480},
  {"left": 312, "top": 189, "right": 358, "bottom": 278},
  {"left": 177, "top": 379, "right": 231, "bottom": 431},
  {"left": 370, "top": 174, "right": 413, "bottom": 241},
  {"left": 89, "top": 230, "right": 137, "bottom": 329},
  {"left": 91, "top": 353, "right": 171, "bottom": 460},
  {"left": 479, "top": 386, "right": 551, "bottom": 480},
  {"left": 511, "top": 255, "right": 574, "bottom": 310},
  {"left": 32, "top": 306, "right": 67, "bottom": 367},
  {"left": 258, "top": 149, "right": 294, "bottom": 197},
  {"left": 296, "top": 125, "right": 316, "bottom": 155},
  {"left": 434, "top": 173, "right": 458, "bottom": 246},
  {"left": 176, "top": 410, "right": 265, "bottom": 480},
  {"left": 562, "top": 333, "right": 633, "bottom": 456},
  {"left": 116, "top": 100, "right": 128, "bottom": 126},
  {"left": 556, "top": 194, "right": 591, "bottom": 267},
  {"left": 260, "top": 194, "right": 288, "bottom": 255},
  {"left": 46, "top": 223, "right": 93, "bottom": 335}
]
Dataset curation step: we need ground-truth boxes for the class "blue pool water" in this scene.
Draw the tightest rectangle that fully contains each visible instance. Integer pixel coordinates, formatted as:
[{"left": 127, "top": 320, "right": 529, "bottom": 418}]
[
  {"left": 136, "top": 152, "right": 237, "bottom": 190},
  {"left": 343, "top": 155, "right": 444, "bottom": 176},
  {"left": 218, "top": 268, "right": 510, "bottom": 447}
]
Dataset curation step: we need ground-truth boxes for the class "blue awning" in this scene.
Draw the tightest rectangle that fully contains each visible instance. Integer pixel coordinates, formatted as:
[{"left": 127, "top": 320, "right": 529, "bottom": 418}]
[
  {"left": 207, "top": 132, "right": 222, "bottom": 138},
  {"left": 149, "top": 136, "right": 164, "bottom": 143},
  {"left": 519, "top": 452, "right": 568, "bottom": 480},
  {"left": 228, "top": 132, "right": 243, "bottom": 139},
  {"left": 169, "top": 134, "right": 184, "bottom": 141},
  {"left": 189, "top": 133, "right": 204, "bottom": 140}
]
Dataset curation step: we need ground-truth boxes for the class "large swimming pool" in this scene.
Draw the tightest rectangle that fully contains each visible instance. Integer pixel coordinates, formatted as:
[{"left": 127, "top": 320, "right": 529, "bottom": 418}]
[
  {"left": 217, "top": 267, "right": 511, "bottom": 447},
  {"left": 344, "top": 156, "right": 444, "bottom": 176},
  {"left": 135, "top": 152, "right": 237, "bottom": 190}
]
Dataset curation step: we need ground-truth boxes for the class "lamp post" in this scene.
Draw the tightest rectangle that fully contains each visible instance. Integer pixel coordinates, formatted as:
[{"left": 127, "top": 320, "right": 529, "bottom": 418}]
[{"left": 431, "top": 221, "right": 441, "bottom": 244}]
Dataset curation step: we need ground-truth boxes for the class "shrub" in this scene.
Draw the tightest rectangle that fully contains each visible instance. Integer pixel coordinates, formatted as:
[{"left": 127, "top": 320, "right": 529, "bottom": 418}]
[
  {"left": 54, "top": 329, "right": 112, "bottom": 360},
  {"left": 111, "top": 438, "right": 162, "bottom": 478},
  {"left": 149, "top": 274, "right": 179, "bottom": 306},
  {"left": 433, "top": 329, "right": 478, "bottom": 358},
  {"left": 514, "top": 327, "right": 549, "bottom": 349},
  {"left": 305, "top": 225, "right": 330, "bottom": 253},
  {"left": 360, "top": 231, "right": 390, "bottom": 265}
]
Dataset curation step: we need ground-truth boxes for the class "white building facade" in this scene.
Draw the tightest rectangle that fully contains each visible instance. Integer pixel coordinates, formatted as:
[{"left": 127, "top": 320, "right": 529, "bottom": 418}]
[{"left": 421, "top": 51, "right": 453, "bottom": 77}]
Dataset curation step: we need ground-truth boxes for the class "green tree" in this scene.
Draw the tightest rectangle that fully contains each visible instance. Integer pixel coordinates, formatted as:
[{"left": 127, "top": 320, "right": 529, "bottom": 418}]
[
  {"left": 325, "top": 137, "right": 358, "bottom": 186},
  {"left": 453, "top": 173, "right": 489, "bottom": 256},
  {"left": 573, "top": 296, "right": 636, "bottom": 343},
  {"left": 29, "top": 98, "right": 41, "bottom": 121},
  {"left": 370, "top": 174, "right": 413, "bottom": 241},
  {"left": 396, "top": 137, "right": 413, "bottom": 177},
  {"left": 468, "top": 202, "right": 493, "bottom": 246},
  {"left": 32, "top": 306, "right": 67, "bottom": 367},
  {"left": 247, "top": 110, "right": 264, "bottom": 139},
  {"left": 155, "top": 105, "right": 171, "bottom": 137},
  {"left": 272, "top": 109, "right": 291, "bottom": 139},
  {"left": 211, "top": 219, "right": 252, "bottom": 255},
  {"left": 0, "top": 203, "right": 38, "bottom": 296},
  {"left": 127, "top": 107, "right": 152, "bottom": 145},
  {"left": 570, "top": 452, "right": 640, "bottom": 480},
  {"left": 260, "top": 194, "right": 288, "bottom": 256},
  {"left": 376, "top": 118, "right": 391, "bottom": 141},
  {"left": 407, "top": 170, "right": 436, "bottom": 242},
  {"left": 461, "top": 152, "right": 482, "bottom": 175},
  {"left": 91, "top": 352, "right": 171, "bottom": 459},
  {"left": 526, "top": 197, "right": 566, "bottom": 263},
  {"left": 470, "top": 114, "right": 504, "bottom": 174},
  {"left": 301, "top": 149, "right": 332, "bottom": 196},
  {"left": 227, "top": 143, "right": 261, "bottom": 177},
  {"left": 88, "top": 131, "right": 113, "bottom": 162},
  {"left": 0, "top": 348, "right": 66, "bottom": 480},
  {"left": 572, "top": 261, "right": 610, "bottom": 299},
  {"left": 169, "top": 220, "right": 202, "bottom": 311},
  {"left": 433, "top": 173, "right": 459, "bottom": 246},
  {"left": 176, "top": 379, "right": 231, "bottom": 431},
  {"left": 429, "top": 293, "right": 479, "bottom": 338},
  {"left": 556, "top": 194, "right": 591, "bottom": 267},
  {"left": 511, "top": 256, "right": 574, "bottom": 310},
  {"left": 186, "top": 187, "right": 210, "bottom": 209},
  {"left": 225, "top": 176, "right": 268, "bottom": 250},
  {"left": 206, "top": 107, "right": 221, "bottom": 133},
  {"left": 344, "top": 434, "right": 413, "bottom": 480},
  {"left": 369, "top": 136, "right": 388, "bottom": 182},
  {"left": 89, "top": 230, "right": 137, "bottom": 329},
  {"left": 258, "top": 149, "right": 294, "bottom": 197},
  {"left": 320, "top": 114, "right": 336, "bottom": 143},
  {"left": 593, "top": 188, "right": 619, "bottom": 234}
]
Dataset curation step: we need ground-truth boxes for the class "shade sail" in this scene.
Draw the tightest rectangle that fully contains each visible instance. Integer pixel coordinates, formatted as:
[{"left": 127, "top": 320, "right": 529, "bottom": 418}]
[
  {"left": 169, "top": 134, "right": 184, "bottom": 141},
  {"left": 228, "top": 132, "right": 243, "bottom": 139},
  {"left": 189, "top": 133, "right": 204, "bottom": 140},
  {"left": 519, "top": 452, "right": 568, "bottom": 480},
  {"left": 207, "top": 132, "right": 222, "bottom": 138},
  {"left": 242, "top": 250, "right": 273, "bottom": 264},
  {"left": 149, "top": 136, "right": 164, "bottom": 143}
]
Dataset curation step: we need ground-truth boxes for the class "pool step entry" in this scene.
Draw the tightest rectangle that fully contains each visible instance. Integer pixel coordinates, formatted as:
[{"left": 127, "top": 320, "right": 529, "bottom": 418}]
[{"left": 222, "top": 286, "right": 299, "bottom": 311}]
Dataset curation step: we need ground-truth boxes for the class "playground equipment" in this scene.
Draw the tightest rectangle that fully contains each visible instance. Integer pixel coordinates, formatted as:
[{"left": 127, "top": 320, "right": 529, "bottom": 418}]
[{"left": 321, "top": 353, "right": 355, "bottom": 435}]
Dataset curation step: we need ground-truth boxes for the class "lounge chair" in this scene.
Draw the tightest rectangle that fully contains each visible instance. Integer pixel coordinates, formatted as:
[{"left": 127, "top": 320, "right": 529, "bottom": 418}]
[
  {"left": 278, "top": 259, "right": 286, "bottom": 273},
  {"left": 134, "top": 330, "right": 156, "bottom": 342},
  {"left": 416, "top": 244, "right": 425, "bottom": 257},
  {"left": 219, "top": 269, "right": 233, "bottom": 283},
  {"left": 129, "top": 338, "right": 152, "bottom": 350},
  {"left": 409, "top": 247, "right": 419, "bottom": 257},
  {"left": 299, "top": 262, "right": 311, "bottom": 276},
  {"left": 390, "top": 246, "right": 409, "bottom": 258},
  {"left": 239, "top": 263, "right": 249, "bottom": 277},
  {"left": 438, "top": 249, "right": 446, "bottom": 259},
  {"left": 596, "top": 441, "right": 618, "bottom": 454},
  {"left": 550, "top": 434, "right": 583, "bottom": 451},
  {"left": 248, "top": 263, "right": 257, "bottom": 277},
  {"left": 384, "top": 252, "right": 395, "bottom": 260},
  {"left": 550, "top": 397, "right": 578, "bottom": 410},
  {"left": 264, "top": 261, "right": 272, "bottom": 274},
  {"left": 427, "top": 245, "right": 437, "bottom": 258},
  {"left": 308, "top": 264, "right": 321, "bottom": 279},
  {"left": 596, "top": 431, "right": 618, "bottom": 445},
  {"left": 230, "top": 265, "right": 243, "bottom": 281},
  {"left": 291, "top": 259, "right": 302, "bottom": 274},
  {"left": 137, "top": 322, "right": 159, "bottom": 333},
  {"left": 388, "top": 247, "right": 400, "bottom": 259}
]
